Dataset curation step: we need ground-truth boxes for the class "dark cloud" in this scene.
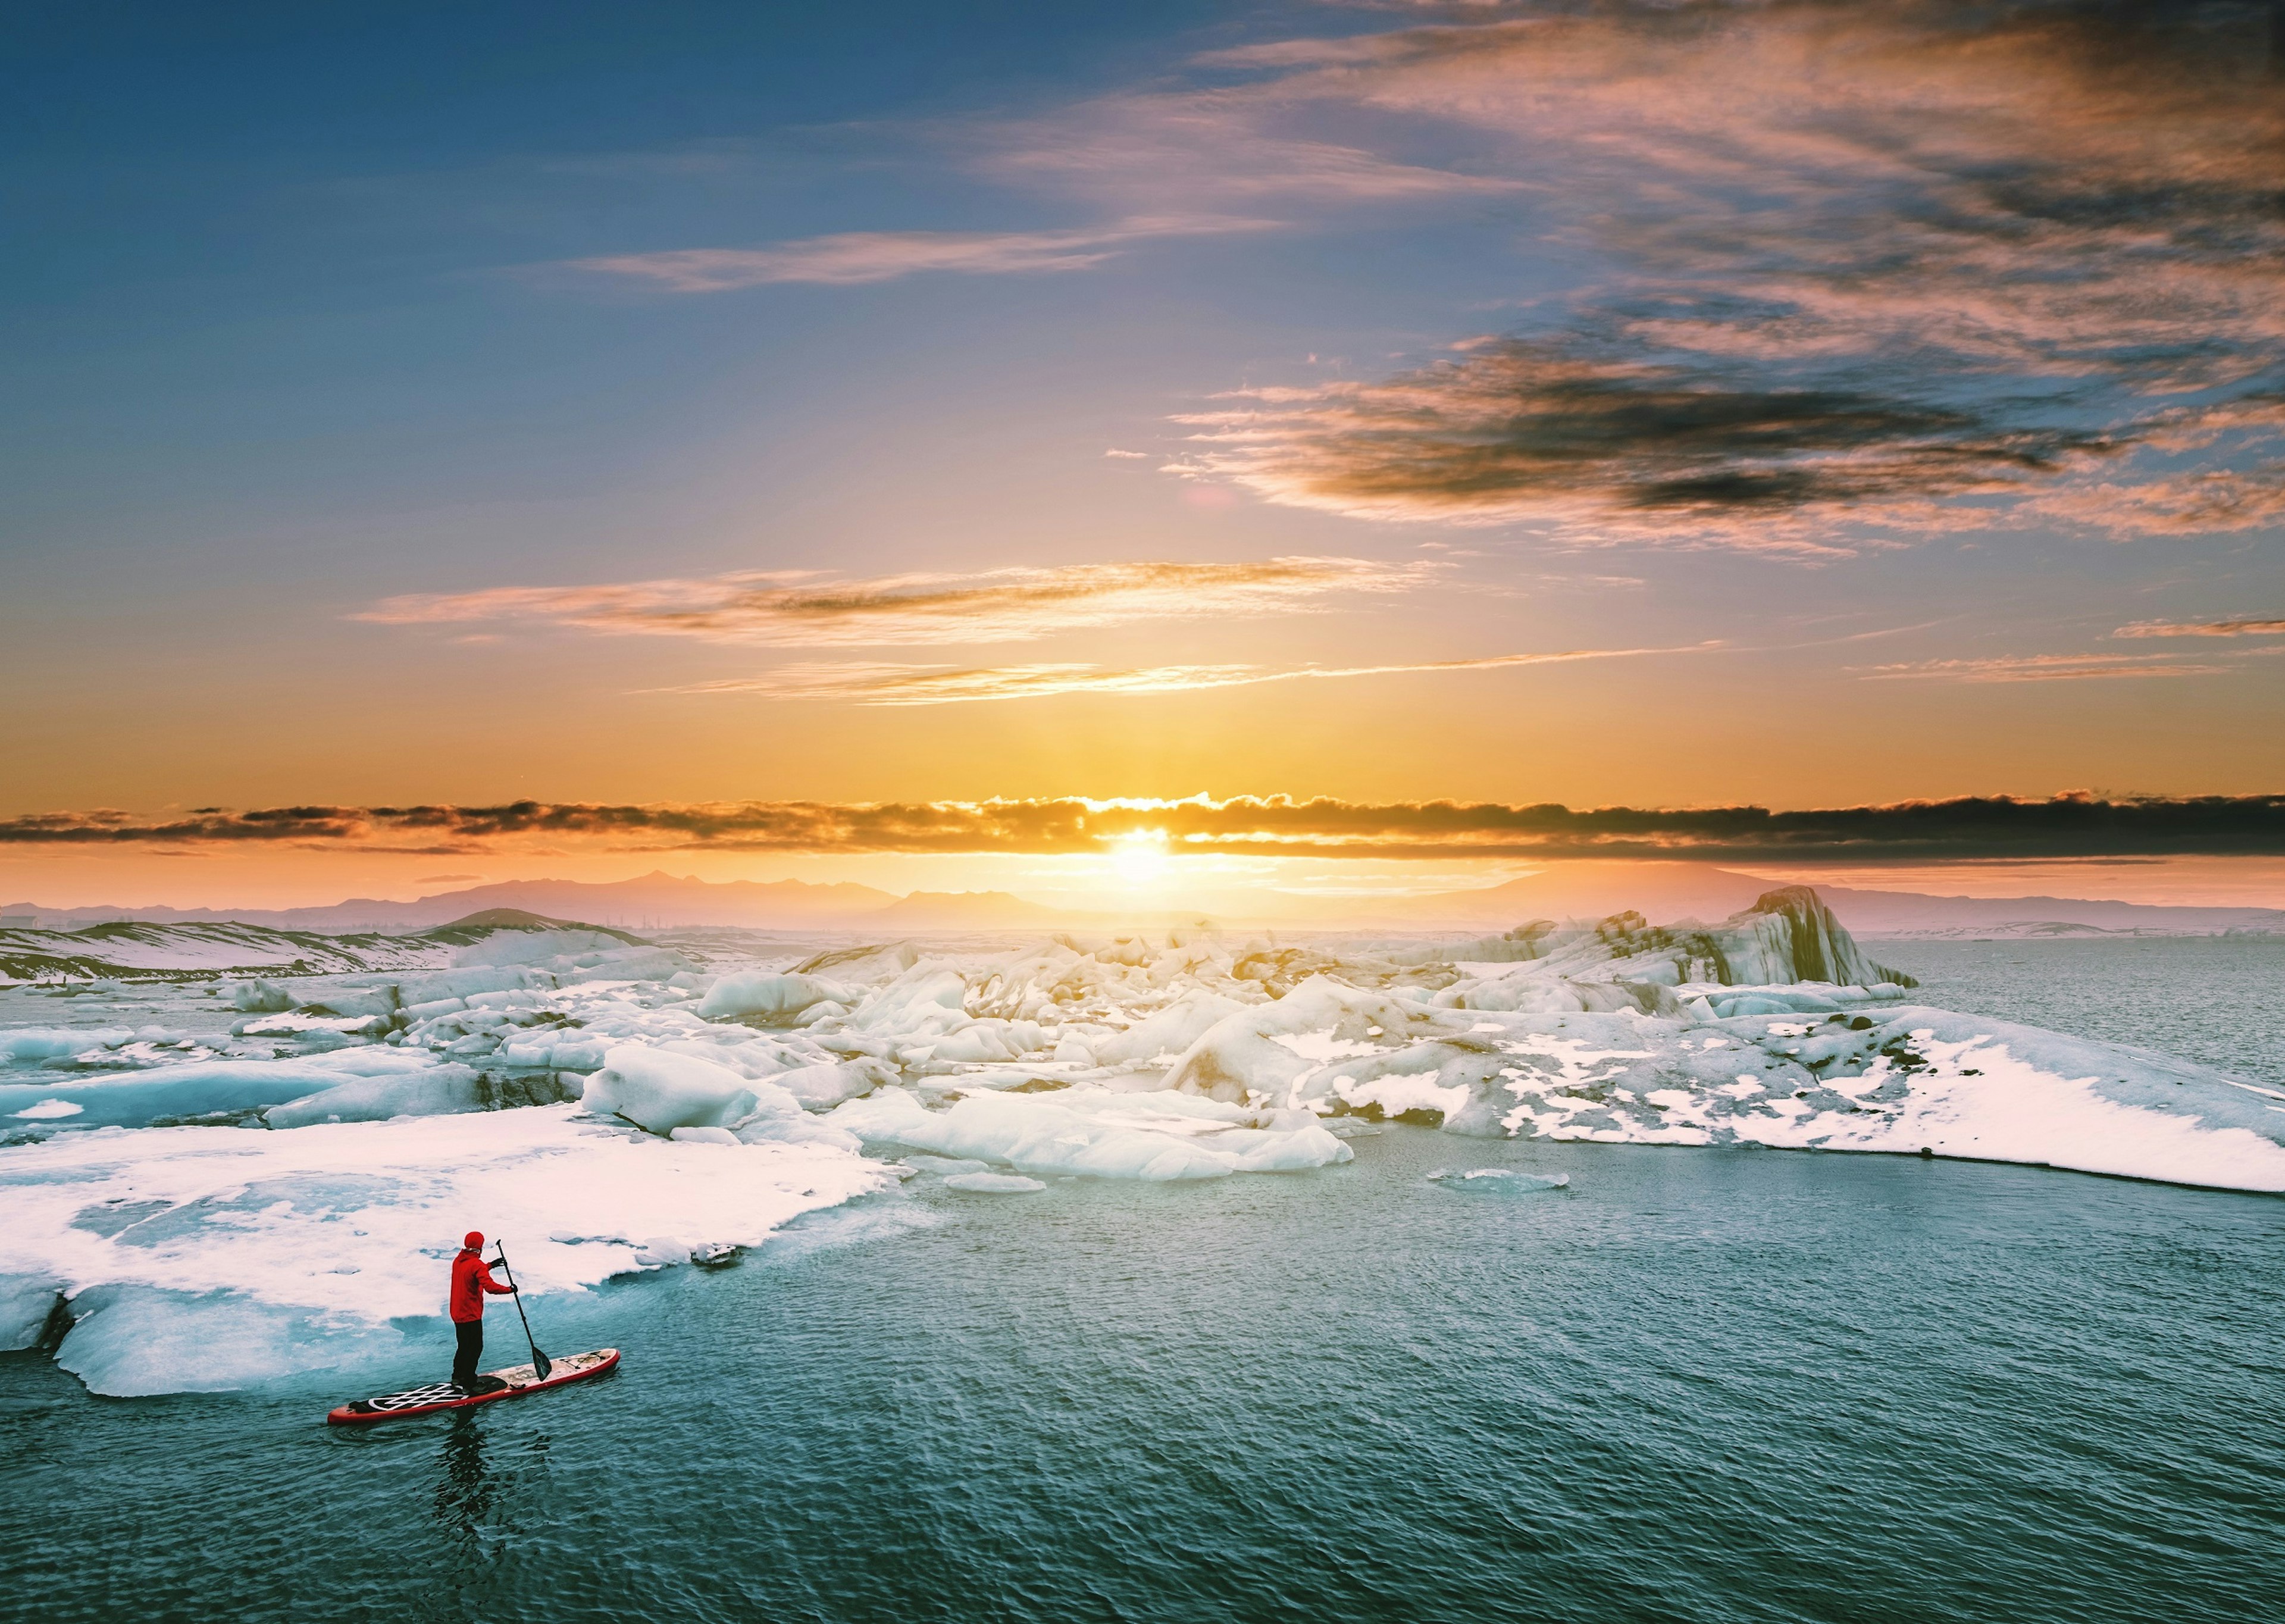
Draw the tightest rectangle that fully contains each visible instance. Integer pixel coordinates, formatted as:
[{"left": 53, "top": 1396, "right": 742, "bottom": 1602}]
[
  {"left": 7, "top": 794, "right": 2280, "bottom": 862},
  {"left": 1175, "top": 341, "right": 2109, "bottom": 545}
]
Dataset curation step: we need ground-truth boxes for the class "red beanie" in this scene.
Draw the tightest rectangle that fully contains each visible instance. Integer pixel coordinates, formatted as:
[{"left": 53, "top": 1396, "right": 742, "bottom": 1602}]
[{"left": 464, "top": 1231, "right": 484, "bottom": 1249}]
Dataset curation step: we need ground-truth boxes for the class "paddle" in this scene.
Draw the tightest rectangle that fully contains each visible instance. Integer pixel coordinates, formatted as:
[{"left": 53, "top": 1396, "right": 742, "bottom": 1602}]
[{"left": 491, "top": 1243, "right": 552, "bottom": 1382}]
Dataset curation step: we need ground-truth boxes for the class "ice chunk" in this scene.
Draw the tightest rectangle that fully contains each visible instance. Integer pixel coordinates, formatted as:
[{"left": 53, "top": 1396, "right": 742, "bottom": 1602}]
[
  {"left": 1, "top": 1027, "right": 133, "bottom": 1063},
  {"left": 669, "top": 1126, "right": 741, "bottom": 1146},
  {"left": 1164, "top": 977, "right": 1463, "bottom": 1105},
  {"left": 696, "top": 971, "right": 856, "bottom": 1023},
  {"left": 1425, "top": 1168, "right": 1569, "bottom": 1194},
  {"left": 10, "top": 1098, "right": 84, "bottom": 1121},
  {"left": 228, "top": 981, "right": 294, "bottom": 1014},
  {"left": 262, "top": 1063, "right": 489, "bottom": 1129},
  {"left": 832, "top": 1087, "right": 1351, "bottom": 1182},
  {"left": 846, "top": 967, "right": 971, "bottom": 1034},
  {"left": 55, "top": 1284, "right": 415, "bottom": 1396},
  {"left": 900, "top": 1155, "right": 990, "bottom": 1175},
  {"left": 771, "top": 1059, "right": 887, "bottom": 1109},
  {"left": 295, "top": 988, "right": 398, "bottom": 1021},
  {"left": 0, "top": 1060, "right": 367, "bottom": 1129},
  {"left": 0, "top": 1274, "right": 61, "bottom": 1350},
  {"left": 583, "top": 1044, "right": 765, "bottom": 1134},
  {"left": 1090, "top": 993, "right": 1248, "bottom": 1066},
  {"left": 941, "top": 1172, "right": 1046, "bottom": 1194}
]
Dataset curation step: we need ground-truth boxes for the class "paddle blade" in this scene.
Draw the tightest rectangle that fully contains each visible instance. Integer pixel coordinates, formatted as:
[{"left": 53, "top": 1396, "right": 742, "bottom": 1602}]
[{"left": 532, "top": 1348, "right": 553, "bottom": 1381}]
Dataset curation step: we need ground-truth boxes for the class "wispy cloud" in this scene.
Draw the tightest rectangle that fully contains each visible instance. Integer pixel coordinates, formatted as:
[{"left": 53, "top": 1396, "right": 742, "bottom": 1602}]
[
  {"left": 569, "top": 214, "right": 1273, "bottom": 290},
  {"left": 2023, "top": 466, "right": 2285, "bottom": 536},
  {"left": 355, "top": 557, "right": 1436, "bottom": 647},
  {"left": 10, "top": 793, "right": 2281, "bottom": 862},
  {"left": 2115, "top": 617, "right": 2285, "bottom": 640},
  {"left": 985, "top": 112, "right": 1524, "bottom": 205},
  {"left": 1859, "top": 653, "right": 2231, "bottom": 684},
  {"left": 661, "top": 642, "right": 1715, "bottom": 704}
]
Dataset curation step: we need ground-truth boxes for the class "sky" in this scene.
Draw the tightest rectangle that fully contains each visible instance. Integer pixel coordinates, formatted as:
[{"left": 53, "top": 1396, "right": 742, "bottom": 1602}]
[{"left": 5, "top": 0, "right": 2283, "bottom": 908}]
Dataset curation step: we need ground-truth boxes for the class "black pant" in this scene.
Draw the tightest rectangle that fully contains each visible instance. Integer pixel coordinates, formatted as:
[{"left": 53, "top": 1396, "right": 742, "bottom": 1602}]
[{"left": 452, "top": 1319, "right": 483, "bottom": 1387}]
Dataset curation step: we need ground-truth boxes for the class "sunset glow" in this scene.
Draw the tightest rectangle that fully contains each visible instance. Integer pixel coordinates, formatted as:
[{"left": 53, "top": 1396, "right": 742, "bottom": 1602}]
[{"left": 2, "top": 0, "right": 2280, "bottom": 906}]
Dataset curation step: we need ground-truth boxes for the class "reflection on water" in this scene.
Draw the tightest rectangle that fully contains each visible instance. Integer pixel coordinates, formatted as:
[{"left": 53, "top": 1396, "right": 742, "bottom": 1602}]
[{"left": 421, "top": 1415, "right": 551, "bottom": 1617}]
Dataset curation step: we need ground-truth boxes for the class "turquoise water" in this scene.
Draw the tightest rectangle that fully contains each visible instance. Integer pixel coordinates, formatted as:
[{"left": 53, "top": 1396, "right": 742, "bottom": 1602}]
[{"left": 3, "top": 943, "right": 2283, "bottom": 1622}]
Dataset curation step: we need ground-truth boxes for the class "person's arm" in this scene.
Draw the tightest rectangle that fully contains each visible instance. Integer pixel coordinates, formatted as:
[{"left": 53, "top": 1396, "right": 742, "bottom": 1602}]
[{"left": 480, "top": 1262, "right": 516, "bottom": 1295}]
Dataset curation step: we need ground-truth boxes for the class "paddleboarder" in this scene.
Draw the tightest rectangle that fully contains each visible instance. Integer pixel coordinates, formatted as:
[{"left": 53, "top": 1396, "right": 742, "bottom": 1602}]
[{"left": 449, "top": 1231, "right": 517, "bottom": 1393}]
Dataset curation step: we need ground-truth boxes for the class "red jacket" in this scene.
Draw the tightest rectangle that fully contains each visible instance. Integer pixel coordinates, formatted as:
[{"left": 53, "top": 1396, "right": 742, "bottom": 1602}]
[{"left": 449, "top": 1249, "right": 515, "bottom": 1322}]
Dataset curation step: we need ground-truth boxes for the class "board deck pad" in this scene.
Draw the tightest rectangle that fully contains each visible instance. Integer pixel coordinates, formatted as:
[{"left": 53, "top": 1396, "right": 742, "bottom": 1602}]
[{"left": 327, "top": 1348, "right": 619, "bottom": 1425}]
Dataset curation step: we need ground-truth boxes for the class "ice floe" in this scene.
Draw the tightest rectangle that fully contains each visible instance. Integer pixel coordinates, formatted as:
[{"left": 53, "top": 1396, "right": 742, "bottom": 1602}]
[{"left": 0, "top": 1106, "right": 883, "bottom": 1395}]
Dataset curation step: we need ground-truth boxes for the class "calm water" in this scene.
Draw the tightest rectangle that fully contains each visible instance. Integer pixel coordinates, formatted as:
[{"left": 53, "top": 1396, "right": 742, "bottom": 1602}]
[{"left": 3, "top": 942, "right": 2282, "bottom": 1623}]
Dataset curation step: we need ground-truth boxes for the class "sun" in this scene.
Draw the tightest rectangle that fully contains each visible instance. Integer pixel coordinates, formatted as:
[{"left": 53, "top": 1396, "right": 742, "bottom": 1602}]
[{"left": 1108, "top": 830, "right": 1172, "bottom": 890}]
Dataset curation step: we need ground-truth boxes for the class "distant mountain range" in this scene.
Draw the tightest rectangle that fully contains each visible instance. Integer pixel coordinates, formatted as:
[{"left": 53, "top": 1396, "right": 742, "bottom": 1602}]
[
  {"left": 5, "top": 862, "right": 2281, "bottom": 937},
  {"left": 0, "top": 873, "right": 896, "bottom": 933}
]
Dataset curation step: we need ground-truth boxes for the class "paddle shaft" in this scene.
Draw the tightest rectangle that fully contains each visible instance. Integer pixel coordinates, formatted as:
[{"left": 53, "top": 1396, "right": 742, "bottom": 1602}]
[{"left": 491, "top": 1243, "right": 552, "bottom": 1380}]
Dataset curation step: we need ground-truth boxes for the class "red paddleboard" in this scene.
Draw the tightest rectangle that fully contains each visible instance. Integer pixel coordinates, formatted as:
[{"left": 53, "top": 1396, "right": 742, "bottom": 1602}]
[{"left": 326, "top": 1348, "right": 619, "bottom": 1426}]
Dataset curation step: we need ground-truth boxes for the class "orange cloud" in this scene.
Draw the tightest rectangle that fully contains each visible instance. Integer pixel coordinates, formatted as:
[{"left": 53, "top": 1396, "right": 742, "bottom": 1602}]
[
  {"left": 2114, "top": 617, "right": 2285, "bottom": 640},
  {"left": 1858, "top": 653, "right": 2230, "bottom": 684}
]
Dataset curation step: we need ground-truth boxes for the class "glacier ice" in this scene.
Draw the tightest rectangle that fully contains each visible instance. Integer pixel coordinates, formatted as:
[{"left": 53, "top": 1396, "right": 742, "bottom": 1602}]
[{"left": 6, "top": 893, "right": 2284, "bottom": 1395}]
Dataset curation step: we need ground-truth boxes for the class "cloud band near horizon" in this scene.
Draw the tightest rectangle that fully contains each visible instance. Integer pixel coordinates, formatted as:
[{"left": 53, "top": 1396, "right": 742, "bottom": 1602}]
[{"left": 6, "top": 794, "right": 2281, "bottom": 862}]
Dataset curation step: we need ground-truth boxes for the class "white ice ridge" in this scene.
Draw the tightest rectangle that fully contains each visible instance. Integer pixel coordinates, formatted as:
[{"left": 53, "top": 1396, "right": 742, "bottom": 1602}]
[{"left": 4, "top": 889, "right": 2283, "bottom": 1394}]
